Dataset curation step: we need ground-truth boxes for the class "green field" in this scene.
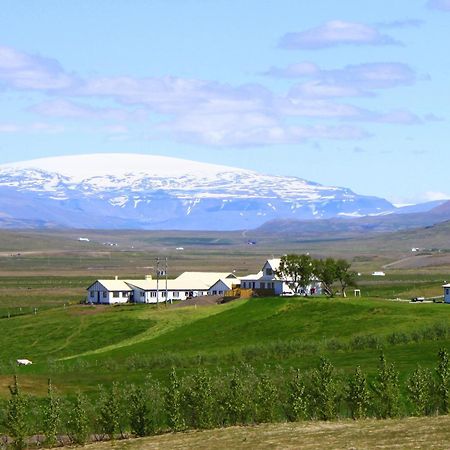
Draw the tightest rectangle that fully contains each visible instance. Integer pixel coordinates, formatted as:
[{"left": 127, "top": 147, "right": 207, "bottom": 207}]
[
  {"left": 1, "top": 230, "right": 450, "bottom": 446},
  {"left": 1, "top": 282, "right": 450, "bottom": 396}
]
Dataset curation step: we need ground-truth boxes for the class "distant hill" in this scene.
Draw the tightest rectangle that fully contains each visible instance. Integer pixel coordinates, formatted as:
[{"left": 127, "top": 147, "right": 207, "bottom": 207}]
[{"left": 255, "top": 200, "right": 450, "bottom": 237}]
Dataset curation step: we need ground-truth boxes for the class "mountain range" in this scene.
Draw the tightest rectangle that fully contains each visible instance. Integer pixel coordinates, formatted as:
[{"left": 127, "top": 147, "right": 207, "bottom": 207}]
[{"left": 0, "top": 153, "right": 445, "bottom": 231}]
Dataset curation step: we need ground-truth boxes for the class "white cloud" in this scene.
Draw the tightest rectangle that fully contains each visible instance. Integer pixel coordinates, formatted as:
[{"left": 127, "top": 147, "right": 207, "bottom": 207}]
[
  {"left": 30, "top": 99, "right": 147, "bottom": 122},
  {"left": 428, "top": 0, "right": 450, "bottom": 11},
  {"left": 279, "top": 20, "right": 399, "bottom": 49},
  {"left": 0, "top": 46, "right": 77, "bottom": 90}
]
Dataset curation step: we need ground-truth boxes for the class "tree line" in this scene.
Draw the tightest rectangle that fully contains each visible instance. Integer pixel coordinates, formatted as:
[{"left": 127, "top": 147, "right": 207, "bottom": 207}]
[
  {"left": 2, "top": 349, "right": 449, "bottom": 449},
  {"left": 276, "top": 254, "right": 358, "bottom": 297}
]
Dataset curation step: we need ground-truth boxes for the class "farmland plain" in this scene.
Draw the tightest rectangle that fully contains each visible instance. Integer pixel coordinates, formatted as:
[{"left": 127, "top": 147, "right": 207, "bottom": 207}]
[{"left": 1, "top": 227, "right": 450, "bottom": 447}]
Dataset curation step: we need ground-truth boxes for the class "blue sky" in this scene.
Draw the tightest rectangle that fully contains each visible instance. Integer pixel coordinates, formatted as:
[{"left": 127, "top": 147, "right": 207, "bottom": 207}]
[{"left": 0, "top": 0, "right": 449, "bottom": 204}]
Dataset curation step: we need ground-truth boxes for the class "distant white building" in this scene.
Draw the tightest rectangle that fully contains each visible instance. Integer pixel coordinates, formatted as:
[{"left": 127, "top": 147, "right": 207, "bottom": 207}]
[
  {"left": 443, "top": 283, "right": 450, "bottom": 303},
  {"left": 372, "top": 271, "right": 386, "bottom": 277},
  {"left": 86, "top": 277, "right": 133, "bottom": 304},
  {"left": 87, "top": 272, "right": 238, "bottom": 304},
  {"left": 240, "top": 258, "right": 321, "bottom": 296}
]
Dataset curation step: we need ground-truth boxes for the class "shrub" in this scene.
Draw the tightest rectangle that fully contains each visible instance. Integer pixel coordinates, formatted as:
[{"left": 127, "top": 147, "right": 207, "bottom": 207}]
[
  {"left": 407, "top": 366, "right": 432, "bottom": 416},
  {"left": 346, "top": 366, "right": 371, "bottom": 419},
  {"left": 165, "top": 368, "right": 185, "bottom": 432},
  {"left": 42, "top": 379, "right": 61, "bottom": 447},
  {"left": 6, "top": 376, "right": 28, "bottom": 450},
  {"left": 287, "top": 369, "right": 308, "bottom": 421},
  {"left": 310, "top": 357, "right": 340, "bottom": 420},
  {"left": 372, "top": 353, "right": 401, "bottom": 418}
]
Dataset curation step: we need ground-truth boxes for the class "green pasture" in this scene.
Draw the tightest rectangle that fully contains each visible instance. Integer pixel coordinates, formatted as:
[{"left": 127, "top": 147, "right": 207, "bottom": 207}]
[{"left": 0, "top": 272, "right": 449, "bottom": 396}]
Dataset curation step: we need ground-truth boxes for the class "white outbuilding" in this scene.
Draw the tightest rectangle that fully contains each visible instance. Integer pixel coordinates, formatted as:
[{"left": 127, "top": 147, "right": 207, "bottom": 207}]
[
  {"left": 86, "top": 278, "right": 133, "bottom": 304},
  {"left": 443, "top": 283, "right": 450, "bottom": 303}
]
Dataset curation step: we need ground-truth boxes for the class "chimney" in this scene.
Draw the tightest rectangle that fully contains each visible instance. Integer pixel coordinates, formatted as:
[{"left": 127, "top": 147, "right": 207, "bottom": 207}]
[{"left": 115, "top": 276, "right": 118, "bottom": 280}]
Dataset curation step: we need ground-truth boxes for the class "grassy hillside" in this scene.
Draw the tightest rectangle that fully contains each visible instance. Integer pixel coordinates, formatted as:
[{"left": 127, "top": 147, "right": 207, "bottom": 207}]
[{"left": 2, "top": 289, "right": 450, "bottom": 395}]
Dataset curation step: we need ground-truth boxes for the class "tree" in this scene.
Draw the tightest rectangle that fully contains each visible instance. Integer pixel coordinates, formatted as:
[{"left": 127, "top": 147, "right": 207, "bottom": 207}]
[
  {"left": 372, "top": 353, "right": 401, "bottom": 418},
  {"left": 224, "top": 367, "right": 249, "bottom": 425},
  {"left": 42, "top": 379, "right": 61, "bottom": 447},
  {"left": 335, "top": 259, "right": 357, "bottom": 297},
  {"left": 128, "top": 384, "right": 151, "bottom": 437},
  {"left": 276, "top": 254, "right": 314, "bottom": 295},
  {"left": 407, "top": 366, "right": 432, "bottom": 416},
  {"left": 165, "top": 368, "right": 185, "bottom": 431},
  {"left": 435, "top": 348, "right": 450, "bottom": 414},
  {"left": 313, "top": 258, "right": 338, "bottom": 297},
  {"left": 67, "top": 393, "right": 89, "bottom": 445},
  {"left": 310, "top": 357, "right": 340, "bottom": 420},
  {"left": 256, "top": 373, "right": 278, "bottom": 423},
  {"left": 346, "top": 366, "right": 371, "bottom": 419},
  {"left": 97, "top": 382, "right": 121, "bottom": 439},
  {"left": 6, "top": 376, "right": 28, "bottom": 450},
  {"left": 287, "top": 369, "right": 308, "bottom": 421}
]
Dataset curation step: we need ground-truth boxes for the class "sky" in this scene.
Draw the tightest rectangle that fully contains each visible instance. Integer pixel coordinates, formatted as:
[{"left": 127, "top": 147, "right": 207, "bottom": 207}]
[{"left": 0, "top": 0, "right": 449, "bottom": 205}]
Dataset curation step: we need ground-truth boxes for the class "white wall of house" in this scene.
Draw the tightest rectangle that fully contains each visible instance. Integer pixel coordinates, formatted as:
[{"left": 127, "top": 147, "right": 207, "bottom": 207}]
[
  {"left": 208, "top": 280, "right": 231, "bottom": 296},
  {"left": 87, "top": 281, "right": 131, "bottom": 304}
]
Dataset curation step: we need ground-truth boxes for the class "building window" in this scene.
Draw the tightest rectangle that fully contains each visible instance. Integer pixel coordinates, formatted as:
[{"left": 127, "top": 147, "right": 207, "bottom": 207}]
[
  {"left": 162, "top": 291, "right": 166, "bottom": 297},
  {"left": 150, "top": 291, "right": 156, "bottom": 297},
  {"left": 260, "top": 282, "right": 265, "bottom": 289},
  {"left": 173, "top": 291, "right": 179, "bottom": 298},
  {"left": 447, "top": 289, "right": 449, "bottom": 295},
  {"left": 242, "top": 282, "right": 246, "bottom": 288},
  {"left": 266, "top": 268, "right": 273, "bottom": 276},
  {"left": 122, "top": 291, "right": 129, "bottom": 297},
  {"left": 113, "top": 292, "right": 120, "bottom": 298},
  {"left": 103, "top": 291, "right": 107, "bottom": 298},
  {"left": 90, "top": 291, "right": 95, "bottom": 297}
]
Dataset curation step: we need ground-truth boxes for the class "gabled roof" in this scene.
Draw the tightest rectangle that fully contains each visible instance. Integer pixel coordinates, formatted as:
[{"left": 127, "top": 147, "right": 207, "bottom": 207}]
[
  {"left": 88, "top": 280, "right": 133, "bottom": 291},
  {"left": 265, "top": 258, "right": 281, "bottom": 271},
  {"left": 240, "top": 271, "right": 264, "bottom": 281},
  {"left": 209, "top": 278, "right": 238, "bottom": 290}
]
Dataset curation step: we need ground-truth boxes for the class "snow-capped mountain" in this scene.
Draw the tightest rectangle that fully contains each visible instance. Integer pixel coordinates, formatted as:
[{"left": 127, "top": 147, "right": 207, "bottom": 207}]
[{"left": 0, "top": 153, "right": 395, "bottom": 230}]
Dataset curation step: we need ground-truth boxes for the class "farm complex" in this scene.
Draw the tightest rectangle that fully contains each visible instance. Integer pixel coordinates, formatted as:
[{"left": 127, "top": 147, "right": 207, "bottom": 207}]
[{"left": 86, "top": 258, "right": 322, "bottom": 304}]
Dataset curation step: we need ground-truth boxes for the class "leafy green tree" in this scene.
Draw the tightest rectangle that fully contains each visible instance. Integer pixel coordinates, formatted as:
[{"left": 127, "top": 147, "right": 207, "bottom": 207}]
[
  {"left": 287, "top": 369, "right": 308, "bottom": 421},
  {"left": 97, "top": 382, "right": 121, "bottom": 439},
  {"left": 224, "top": 367, "right": 249, "bottom": 425},
  {"left": 67, "top": 393, "right": 89, "bottom": 445},
  {"left": 256, "top": 372, "right": 278, "bottom": 423},
  {"left": 165, "top": 368, "right": 185, "bottom": 431},
  {"left": 435, "top": 348, "right": 450, "bottom": 413},
  {"left": 42, "top": 379, "right": 61, "bottom": 447},
  {"left": 6, "top": 376, "right": 28, "bottom": 450},
  {"left": 335, "top": 259, "right": 357, "bottom": 297},
  {"left": 184, "top": 368, "right": 215, "bottom": 429},
  {"left": 310, "top": 357, "right": 340, "bottom": 420},
  {"left": 372, "top": 353, "right": 401, "bottom": 418},
  {"left": 407, "top": 366, "right": 432, "bottom": 416},
  {"left": 314, "top": 258, "right": 338, "bottom": 297},
  {"left": 346, "top": 366, "right": 371, "bottom": 419},
  {"left": 276, "top": 254, "right": 314, "bottom": 295},
  {"left": 128, "top": 384, "right": 151, "bottom": 437}
]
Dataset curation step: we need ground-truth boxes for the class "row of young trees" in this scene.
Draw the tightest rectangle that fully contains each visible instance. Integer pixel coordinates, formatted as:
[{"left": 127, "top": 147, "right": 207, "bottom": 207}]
[
  {"left": 276, "top": 254, "right": 358, "bottom": 297},
  {"left": 2, "top": 350, "right": 450, "bottom": 449}
]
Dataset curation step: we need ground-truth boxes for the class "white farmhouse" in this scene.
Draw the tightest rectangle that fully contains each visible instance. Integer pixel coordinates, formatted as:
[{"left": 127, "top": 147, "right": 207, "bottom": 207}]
[
  {"left": 239, "top": 258, "right": 321, "bottom": 296},
  {"left": 87, "top": 272, "right": 238, "bottom": 304},
  {"left": 86, "top": 278, "right": 133, "bottom": 304}
]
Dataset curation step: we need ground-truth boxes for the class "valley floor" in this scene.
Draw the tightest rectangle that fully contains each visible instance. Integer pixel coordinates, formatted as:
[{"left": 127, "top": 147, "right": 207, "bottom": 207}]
[{"left": 62, "top": 415, "right": 450, "bottom": 449}]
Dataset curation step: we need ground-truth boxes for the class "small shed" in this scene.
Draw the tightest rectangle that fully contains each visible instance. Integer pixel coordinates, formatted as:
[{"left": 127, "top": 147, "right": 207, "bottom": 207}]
[{"left": 443, "top": 283, "right": 450, "bottom": 303}]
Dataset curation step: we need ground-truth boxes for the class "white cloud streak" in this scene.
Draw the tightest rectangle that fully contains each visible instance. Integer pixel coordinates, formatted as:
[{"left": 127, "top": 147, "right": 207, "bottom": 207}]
[{"left": 279, "top": 20, "right": 400, "bottom": 49}]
